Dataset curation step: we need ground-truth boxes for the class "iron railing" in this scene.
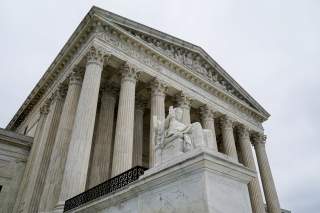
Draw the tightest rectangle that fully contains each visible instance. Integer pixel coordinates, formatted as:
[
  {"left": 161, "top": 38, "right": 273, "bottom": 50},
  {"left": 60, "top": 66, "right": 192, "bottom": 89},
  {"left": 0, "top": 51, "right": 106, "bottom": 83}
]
[{"left": 64, "top": 166, "right": 146, "bottom": 212}]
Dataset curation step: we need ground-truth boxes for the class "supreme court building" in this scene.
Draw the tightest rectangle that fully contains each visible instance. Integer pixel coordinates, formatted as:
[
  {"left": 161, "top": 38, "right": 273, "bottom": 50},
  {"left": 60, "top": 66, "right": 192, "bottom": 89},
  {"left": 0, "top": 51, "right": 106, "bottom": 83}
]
[{"left": 0, "top": 6, "right": 290, "bottom": 213}]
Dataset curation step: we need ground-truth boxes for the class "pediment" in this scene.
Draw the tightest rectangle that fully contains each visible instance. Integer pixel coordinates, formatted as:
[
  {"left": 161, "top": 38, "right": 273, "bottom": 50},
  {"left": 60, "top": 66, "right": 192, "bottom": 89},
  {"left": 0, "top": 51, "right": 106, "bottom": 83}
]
[
  {"left": 6, "top": 6, "right": 270, "bottom": 131},
  {"left": 93, "top": 7, "right": 269, "bottom": 118}
]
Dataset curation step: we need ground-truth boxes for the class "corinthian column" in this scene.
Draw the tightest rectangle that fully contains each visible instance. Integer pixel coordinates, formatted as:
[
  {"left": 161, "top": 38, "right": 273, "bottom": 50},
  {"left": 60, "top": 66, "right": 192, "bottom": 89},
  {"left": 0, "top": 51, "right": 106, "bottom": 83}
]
[
  {"left": 13, "top": 104, "right": 49, "bottom": 213},
  {"left": 252, "top": 134, "right": 281, "bottom": 213},
  {"left": 200, "top": 105, "right": 218, "bottom": 151},
  {"left": 38, "top": 69, "right": 83, "bottom": 212},
  {"left": 133, "top": 99, "right": 146, "bottom": 167},
  {"left": 237, "top": 125, "right": 266, "bottom": 213},
  {"left": 58, "top": 47, "right": 108, "bottom": 206},
  {"left": 24, "top": 86, "right": 65, "bottom": 213},
  {"left": 149, "top": 79, "right": 166, "bottom": 167},
  {"left": 176, "top": 92, "right": 192, "bottom": 125},
  {"left": 87, "top": 84, "right": 118, "bottom": 188},
  {"left": 220, "top": 115, "right": 238, "bottom": 161},
  {"left": 111, "top": 63, "right": 138, "bottom": 177}
]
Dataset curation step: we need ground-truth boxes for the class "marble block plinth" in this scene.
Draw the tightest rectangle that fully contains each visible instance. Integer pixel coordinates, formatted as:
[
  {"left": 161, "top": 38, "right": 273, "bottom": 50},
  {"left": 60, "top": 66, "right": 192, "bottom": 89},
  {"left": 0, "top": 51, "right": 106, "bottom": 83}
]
[{"left": 67, "top": 148, "right": 255, "bottom": 213}]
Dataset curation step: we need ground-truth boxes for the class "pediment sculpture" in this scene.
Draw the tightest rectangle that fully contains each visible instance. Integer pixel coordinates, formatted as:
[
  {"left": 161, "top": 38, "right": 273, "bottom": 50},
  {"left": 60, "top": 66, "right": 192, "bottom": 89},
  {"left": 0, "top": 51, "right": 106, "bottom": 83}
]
[{"left": 153, "top": 106, "right": 214, "bottom": 166}]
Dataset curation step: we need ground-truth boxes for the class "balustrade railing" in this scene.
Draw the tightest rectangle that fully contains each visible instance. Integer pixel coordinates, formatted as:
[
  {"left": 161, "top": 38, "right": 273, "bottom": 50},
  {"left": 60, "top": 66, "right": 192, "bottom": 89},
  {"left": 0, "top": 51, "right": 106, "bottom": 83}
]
[{"left": 64, "top": 166, "right": 146, "bottom": 212}]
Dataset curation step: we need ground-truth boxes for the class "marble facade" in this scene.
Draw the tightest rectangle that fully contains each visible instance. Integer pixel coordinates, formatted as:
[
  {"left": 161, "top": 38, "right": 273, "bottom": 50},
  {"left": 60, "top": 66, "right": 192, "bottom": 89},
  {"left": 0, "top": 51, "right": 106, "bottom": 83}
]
[{"left": 0, "top": 6, "right": 290, "bottom": 213}]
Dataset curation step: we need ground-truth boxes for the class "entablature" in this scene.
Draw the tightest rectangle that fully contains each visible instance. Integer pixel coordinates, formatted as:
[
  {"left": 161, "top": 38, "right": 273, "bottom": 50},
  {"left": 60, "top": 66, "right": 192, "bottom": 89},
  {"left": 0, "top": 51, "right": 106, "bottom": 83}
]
[{"left": 6, "top": 7, "right": 269, "bottom": 131}]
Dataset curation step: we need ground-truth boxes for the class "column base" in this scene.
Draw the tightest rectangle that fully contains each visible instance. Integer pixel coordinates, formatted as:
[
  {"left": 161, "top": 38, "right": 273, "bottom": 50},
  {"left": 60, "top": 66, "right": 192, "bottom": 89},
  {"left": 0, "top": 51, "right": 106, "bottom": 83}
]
[{"left": 52, "top": 201, "right": 65, "bottom": 213}]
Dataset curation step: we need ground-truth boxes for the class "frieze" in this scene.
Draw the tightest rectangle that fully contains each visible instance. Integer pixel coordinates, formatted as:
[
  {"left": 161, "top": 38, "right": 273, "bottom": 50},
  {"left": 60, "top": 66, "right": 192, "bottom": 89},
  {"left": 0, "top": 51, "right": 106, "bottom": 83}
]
[
  {"left": 119, "top": 26, "right": 250, "bottom": 101},
  {"left": 96, "top": 25, "right": 262, "bottom": 125},
  {"left": 96, "top": 30, "right": 160, "bottom": 71}
]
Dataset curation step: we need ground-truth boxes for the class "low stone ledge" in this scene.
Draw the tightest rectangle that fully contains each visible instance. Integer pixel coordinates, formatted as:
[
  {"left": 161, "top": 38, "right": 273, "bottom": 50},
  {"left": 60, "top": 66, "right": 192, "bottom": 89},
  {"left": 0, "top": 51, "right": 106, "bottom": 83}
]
[{"left": 68, "top": 148, "right": 255, "bottom": 213}]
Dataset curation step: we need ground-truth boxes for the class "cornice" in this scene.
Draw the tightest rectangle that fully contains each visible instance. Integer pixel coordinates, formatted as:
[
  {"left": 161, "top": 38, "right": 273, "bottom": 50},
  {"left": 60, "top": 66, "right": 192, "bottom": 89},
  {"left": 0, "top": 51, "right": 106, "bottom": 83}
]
[
  {"left": 6, "top": 10, "right": 96, "bottom": 130},
  {"left": 93, "top": 15, "right": 267, "bottom": 123},
  {"left": 6, "top": 6, "right": 269, "bottom": 131},
  {"left": 0, "top": 128, "right": 32, "bottom": 149},
  {"left": 92, "top": 6, "right": 270, "bottom": 118}
]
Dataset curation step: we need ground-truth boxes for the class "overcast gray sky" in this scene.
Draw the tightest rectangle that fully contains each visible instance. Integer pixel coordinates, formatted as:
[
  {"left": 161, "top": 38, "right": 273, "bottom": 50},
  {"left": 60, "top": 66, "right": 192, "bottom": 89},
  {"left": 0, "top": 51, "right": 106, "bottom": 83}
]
[{"left": 1, "top": 0, "right": 319, "bottom": 212}]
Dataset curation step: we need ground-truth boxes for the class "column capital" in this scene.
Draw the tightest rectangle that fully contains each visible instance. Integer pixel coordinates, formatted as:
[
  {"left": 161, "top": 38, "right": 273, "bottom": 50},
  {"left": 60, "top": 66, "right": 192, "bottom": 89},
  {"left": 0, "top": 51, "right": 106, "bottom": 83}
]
[
  {"left": 46, "top": 84, "right": 66, "bottom": 106},
  {"left": 150, "top": 78, "right": 167, "bottom": 97},
  {"left": 176, "top": 92, "right": 192, "bottom": 109},
  {"left": 200, "top": 105, "right": 213, "bottom": 121},
  {"left": 102, "top": 83, "right": 119, "bottom": 98},
  {"left": 120, "top": 62, "right": 139, "bottom": 83},
  {"left": 40, "top": 103, "right": 50, "bottom": 115},
  {"left": 220, "top": 115, "right": 234, "bottom": 129},
  {"left": 236, "top": 124, "right": 250, "bottom": 140},
  {"left": 86, "top": 46, "right": 110, "bottom": 67},
  {"left": 69, "top": 66, "right": 84, "bottom": 85},
  {"left": 251, "top": 133, "right": 267, "bottom": 146},
  {"left": 52, "top": 84, "right": 67, "bottom": 101},
  {"left": 135, "top": 98, "right": 147, "bottom": 112}
]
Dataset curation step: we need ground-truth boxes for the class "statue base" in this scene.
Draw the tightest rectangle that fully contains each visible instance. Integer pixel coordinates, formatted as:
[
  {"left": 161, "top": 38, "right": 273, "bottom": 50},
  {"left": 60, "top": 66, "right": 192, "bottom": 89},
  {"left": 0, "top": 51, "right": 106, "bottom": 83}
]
[{"left": 66, "top": 148, "right": 255, "bottom": 213}]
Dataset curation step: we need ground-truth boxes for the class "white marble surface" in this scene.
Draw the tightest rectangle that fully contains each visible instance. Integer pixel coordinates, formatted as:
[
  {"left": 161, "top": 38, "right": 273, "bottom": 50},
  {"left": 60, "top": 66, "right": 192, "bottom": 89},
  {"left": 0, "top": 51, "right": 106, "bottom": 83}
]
[{"left": 69, "top": 148, "right": 255, "bottom": 213}]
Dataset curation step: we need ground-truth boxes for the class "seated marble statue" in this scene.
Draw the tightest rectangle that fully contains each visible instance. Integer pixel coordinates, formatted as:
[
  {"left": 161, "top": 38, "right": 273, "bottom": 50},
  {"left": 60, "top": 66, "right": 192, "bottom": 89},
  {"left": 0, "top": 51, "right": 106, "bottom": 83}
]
[{"left": 153, "top": 106, "right": 213, "bottom": 166}]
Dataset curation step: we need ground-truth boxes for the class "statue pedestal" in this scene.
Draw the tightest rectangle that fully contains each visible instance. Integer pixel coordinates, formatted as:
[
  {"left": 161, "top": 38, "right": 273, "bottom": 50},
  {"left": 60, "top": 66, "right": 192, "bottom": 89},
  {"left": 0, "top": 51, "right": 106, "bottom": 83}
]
[{"left": 68, "top": 148, "right": 255, "bottom": 213}]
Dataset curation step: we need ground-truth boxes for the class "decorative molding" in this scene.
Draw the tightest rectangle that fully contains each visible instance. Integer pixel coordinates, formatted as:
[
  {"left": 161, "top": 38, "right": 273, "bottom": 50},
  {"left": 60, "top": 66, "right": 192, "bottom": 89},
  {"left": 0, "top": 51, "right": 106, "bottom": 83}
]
[
  {"left": 251, "top": 133, "right": 267, "bottom": 146},
  {"left": 94, "top": 19, "right": 267, "bottom": 124},
  {"left": 119, "top": 62, "right": 139, "bottom": 83},
  {"left": 236, "top": 124, "right": 250, "bottom": 140},
  {"left": 199, "top": 105, "right": 214, "bottom": 121},
  {"left": 150, "top": 78, "right": 167, "bottom": 97},
  {"left": 102, "top": 83, "right": 119, "bottom": 98},
  {"left": 135, "top": 98, "right": 147, "bottom": 111},
  {"left": 86, "top": 46, "right": 110, "bottom": 66},
  {"left": 69, "top": 66, "right": 84, "bottom": 86},
  {"left": 39, "top": 104, "right": 50, "bottom": 115},
  {"left": 6, "top": 7, "right": 269, "bottom": 132},
  {"left": 220, "top": 115, "right": 234, "bottom": 130}
]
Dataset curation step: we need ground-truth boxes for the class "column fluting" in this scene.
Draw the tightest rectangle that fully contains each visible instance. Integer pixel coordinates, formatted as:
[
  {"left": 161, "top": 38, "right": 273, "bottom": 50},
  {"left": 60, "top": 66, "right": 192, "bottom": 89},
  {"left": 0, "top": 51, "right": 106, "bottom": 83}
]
[
  {"left": 87, "top": 84, "right": 118, "bottom": 188},
  {"left": 13, "top": 104, "right": 49, "bottom": 213},
  {"left": 237, "top": 125, "right": 266, "bottom": 213},
  {"left": 149, "top": 79, "right": 166, "bottom": 168},
  {"left": 38, "top": 69, "right": 83, "bottom": 212},
  {"left": 58, "top": 47, "right": 107, "bottom": 204},
  {"left": 252, "top": 134, "right": 281, "bottom": 213},
  {"left": 200, "top": 105, "right": 218, "bottom": 151},
  {"left": 111, "top": 63, "right": 138, "bottom": 177},
  {"left": 133, "top": 98, "right": 145, "bottom": 167},
  {"left": 220, "top": 115, "right": 238, "bottom": 161},
  {"left": 24, "top": 87, "right": 65, "bottom": 213}
]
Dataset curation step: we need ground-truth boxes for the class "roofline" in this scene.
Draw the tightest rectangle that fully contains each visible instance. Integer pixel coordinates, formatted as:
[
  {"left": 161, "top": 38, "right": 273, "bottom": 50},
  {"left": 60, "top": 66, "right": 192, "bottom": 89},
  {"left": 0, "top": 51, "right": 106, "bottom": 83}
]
[
  {"left": 6, "top": 7, "right": 96, "bottom": 130},
  {"left": 7, "top": 6, "right": 270, "bottom": 130},
  {"left": 92, "top": 6, "right": 270, "bottom": 117}
]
